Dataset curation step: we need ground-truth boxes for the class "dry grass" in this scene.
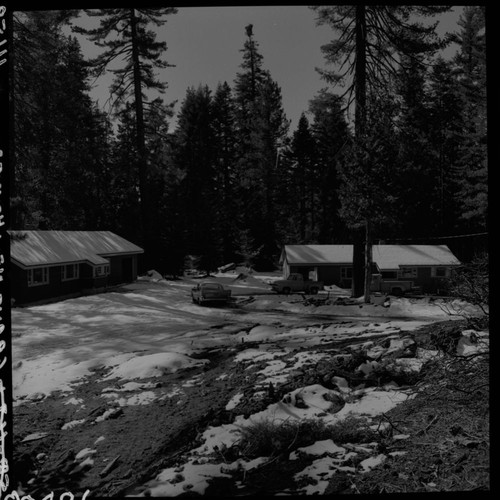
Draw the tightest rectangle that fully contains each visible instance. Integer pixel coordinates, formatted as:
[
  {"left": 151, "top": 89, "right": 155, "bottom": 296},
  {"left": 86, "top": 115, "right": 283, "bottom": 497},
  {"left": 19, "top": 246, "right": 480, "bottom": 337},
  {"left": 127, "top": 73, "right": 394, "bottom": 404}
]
[
  {"left": 236, "top": 416, "right": 378, "bottom": 460},
  {"left": 344, "top": 346, "right": 490, "bottom": 493}
]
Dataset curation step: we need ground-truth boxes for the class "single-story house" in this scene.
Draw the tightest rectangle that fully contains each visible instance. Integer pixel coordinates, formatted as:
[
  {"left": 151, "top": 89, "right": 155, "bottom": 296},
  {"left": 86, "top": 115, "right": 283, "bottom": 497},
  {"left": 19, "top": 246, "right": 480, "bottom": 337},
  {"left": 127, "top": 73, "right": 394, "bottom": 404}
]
[
  {"left": 9, "top": 230, "right": 144, "bottom": 305},
  {"left": 279, "top": 244, "right": 461, "bottom": 293}
]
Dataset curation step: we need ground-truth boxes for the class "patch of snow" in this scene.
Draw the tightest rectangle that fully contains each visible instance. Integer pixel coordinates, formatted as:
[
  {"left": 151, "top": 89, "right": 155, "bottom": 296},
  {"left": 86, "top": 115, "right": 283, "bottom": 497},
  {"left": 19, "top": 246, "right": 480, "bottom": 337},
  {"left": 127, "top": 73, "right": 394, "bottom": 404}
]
[
  {"left": 389, "top": 451, "right": 408, "bottom": 457},
  {"left": 393, "top": 434, "right": 410, "bottom": 440},
  {"left": 225, "top": 393, "right": 244, "bottom": 411},
  {"left": 234, "top": 349, "right": 283, "bottom": 364},
  {"left": 331, "top": 376, "right": 350, "bottom": 393},
  {"left": 221, "top": 457, "right": 269, "bottom": 473},
  {"left": 244, "top": 324, "right": 283, "bottom": 342},
  {"left": 145, "top": 270, "right": 164, "bottom": 281},
  {"left": 456, "top": 330, "right": 489, "bottom": 357},
  {"left": 115, "top": 391, "right": 158, "bottom": 406},
  {"left": 103, "top": 352, "right": 208, "bottom": 381},
  {"left": 75, "top": 448, "right": 97, "bottom": 461},
  {"left": 141, "top": 460, "right": 232, "bottom": 497},
  {"left": 333, "top": 387, "right": 415, "bottom": 421},
  {"left": 63, "top": 397, "right": 84, "bottom": 406},
  {"left": 289, "top": 439, "right": 345, "bottom": 460},
  {"left": 94, "top": 436, "right": 106, "bottom": 444},
  {"left": 101, "top": 392, "right": 119, "bottom": 399},
  {"left": 21, "top": 432, "right": 49, "bottom": 443},
  {"left": 359, "top": 454, "right": 386, "bottom": 473},
  {"left": 182, "top": 375, "right": 204, "bottom": 388},
  {"left": 94, "top": 408, "right": 121, "bottom": 423},
  {"left": 289, "top": 351, "right": 330, "bottom": 370},
  {"left": 102, "top": 381, "right": 157, "bottom": 393},
  {"left": 256, "top": 360, "right": 287, "bottom": 380},
  {"left": 72, "top": 456, "right": 95, "bottom": 473},
  {"left": 61, "top": 419, "right": 86, "bottom": 430},
  {"left": 347, "top": 442, "right": 378, "bottom": 453},
  {"left": 13, "top": 354, "right": 103, "bottom": 399},
  {"left": 161, "top": 386, "right": 183, "bottom": 398},
  {"left": 294, "top": 457, "right": 336, "bottom": 495},
  {"left": 192, "top": 423, "right": 242, "bottom": 455}
]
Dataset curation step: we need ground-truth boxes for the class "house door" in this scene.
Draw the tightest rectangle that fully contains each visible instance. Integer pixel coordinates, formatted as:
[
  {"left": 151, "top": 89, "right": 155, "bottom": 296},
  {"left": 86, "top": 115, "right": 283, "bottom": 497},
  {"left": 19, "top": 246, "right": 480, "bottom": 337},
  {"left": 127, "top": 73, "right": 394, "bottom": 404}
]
[{"left": 122, "top": 257, "right": 133, "bottom": 282}]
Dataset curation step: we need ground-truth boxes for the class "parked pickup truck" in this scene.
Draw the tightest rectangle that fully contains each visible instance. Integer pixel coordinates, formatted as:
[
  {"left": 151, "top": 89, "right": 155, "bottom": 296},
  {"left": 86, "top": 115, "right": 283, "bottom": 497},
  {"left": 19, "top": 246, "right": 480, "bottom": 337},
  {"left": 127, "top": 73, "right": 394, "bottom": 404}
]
[
  {"left": 271, "top": 273, "right": 323, "bottom": 295},
  {"left": 191, "top": 282, "right": 231, "bottom": 305},
  {"left": 378, "top": 280, "right": 414, "bottom": 296}
]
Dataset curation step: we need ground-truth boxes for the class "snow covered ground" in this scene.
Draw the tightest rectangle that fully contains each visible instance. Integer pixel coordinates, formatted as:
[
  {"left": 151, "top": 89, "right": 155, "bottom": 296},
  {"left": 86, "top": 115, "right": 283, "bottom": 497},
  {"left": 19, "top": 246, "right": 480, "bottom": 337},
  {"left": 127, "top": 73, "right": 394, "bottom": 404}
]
[
  {"left": 11, "top": 273, "right": 485, "bottom": 496},
  {"left": 11, "top": 274, "right": 465, "bottom": 403}
]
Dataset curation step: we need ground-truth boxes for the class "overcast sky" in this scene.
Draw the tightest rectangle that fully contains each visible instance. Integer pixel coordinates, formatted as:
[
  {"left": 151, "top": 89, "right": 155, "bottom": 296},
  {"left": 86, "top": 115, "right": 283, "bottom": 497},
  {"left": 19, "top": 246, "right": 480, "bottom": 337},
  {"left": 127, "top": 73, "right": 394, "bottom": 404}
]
[{"left": 74, "top": 6, "right": 463, "bottom": 132}]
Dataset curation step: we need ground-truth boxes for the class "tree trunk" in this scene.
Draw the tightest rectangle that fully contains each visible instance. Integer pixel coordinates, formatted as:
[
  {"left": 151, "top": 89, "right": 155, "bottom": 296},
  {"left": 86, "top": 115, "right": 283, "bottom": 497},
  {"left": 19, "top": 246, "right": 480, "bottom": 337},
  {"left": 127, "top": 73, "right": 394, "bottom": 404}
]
[
  {"left": 300, "top": 168, "right": 306, "bottom": 241},
  {"left": 130, "top": 8, "right": 149, "bottom": 254},
  {"left": 352, "top": 229, "right": 364, "bottom": 297},
  {"left": 364, "top": 220, "right": 372, "bottom": 303},
  {"left": 352, "top": 5, "right": 367, "bottom": 298},
  {"left": 353, "top": 4, "right": 372, "bottom": 302}
]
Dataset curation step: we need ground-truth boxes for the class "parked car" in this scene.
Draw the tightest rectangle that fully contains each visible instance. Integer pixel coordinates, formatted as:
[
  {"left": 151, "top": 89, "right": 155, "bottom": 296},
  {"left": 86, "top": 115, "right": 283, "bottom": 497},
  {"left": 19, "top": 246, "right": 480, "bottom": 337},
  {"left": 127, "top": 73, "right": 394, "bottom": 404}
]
[
  {"left": 191, "top": 282, "right": 231, "bottom": 305},
  {"left": 271, "top": 273, "right": 324, "bottom": 295}
]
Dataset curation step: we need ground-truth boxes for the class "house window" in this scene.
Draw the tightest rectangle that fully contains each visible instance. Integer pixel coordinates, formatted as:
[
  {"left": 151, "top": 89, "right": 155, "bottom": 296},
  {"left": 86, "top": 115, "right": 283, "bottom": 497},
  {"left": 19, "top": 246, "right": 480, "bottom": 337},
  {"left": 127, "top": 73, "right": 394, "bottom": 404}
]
[
  {"left": 62, "top": 264, "right": 79, "bottom": 281},
  {"left": 432, "top": 267, "right": 448, "bottom": 278},
  {"left": 28, "top": 267, "right": 49, "bottom": 287},
  {"left": 398, "top": 267, "right": 417, "bottom": 279},
  {"left": 341, "top": 267, "right": 352, "bottom": 279},
  {"left": 381, "top": 271, "right": 398, "bottom": 279},
  {"left": 94, "top": 264, "right": 110, "bottom": 278}
]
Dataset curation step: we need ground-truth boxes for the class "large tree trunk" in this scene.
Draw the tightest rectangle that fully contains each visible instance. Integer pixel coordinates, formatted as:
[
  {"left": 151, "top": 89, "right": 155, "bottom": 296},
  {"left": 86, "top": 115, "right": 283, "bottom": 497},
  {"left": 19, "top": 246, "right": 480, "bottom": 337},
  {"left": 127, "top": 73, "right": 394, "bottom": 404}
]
[
  {"left": 364, "top": 220, "right": 372, "bottom": 303},
  {"left": 352, "top": 229, "right": 365, "bottom": 297},
  {"left": 352, "top": 4, "right": 371, "bottom": 302},
  {"left": 130, "top": 8, "right": 149, "bottom": 257},
  {"left": 299, "top": 167, "right": 306, "bottom": 241}
]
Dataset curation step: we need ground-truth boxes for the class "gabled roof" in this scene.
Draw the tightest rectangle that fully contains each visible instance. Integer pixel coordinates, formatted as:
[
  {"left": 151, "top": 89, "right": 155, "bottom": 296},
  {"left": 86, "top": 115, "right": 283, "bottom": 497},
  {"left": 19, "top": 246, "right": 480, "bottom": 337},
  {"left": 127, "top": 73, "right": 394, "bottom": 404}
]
[
  {"left": 281, "top": 245, "right": 353, "bottom": 265},
  {"left": 9, "top": 230, "right": 143, "bottom": 268},
  {"left": 372, "top": 245, "right": 461, "bottom": 270},
  {"left": 281, "top": 244, "right": 460, "bottom": 269}
]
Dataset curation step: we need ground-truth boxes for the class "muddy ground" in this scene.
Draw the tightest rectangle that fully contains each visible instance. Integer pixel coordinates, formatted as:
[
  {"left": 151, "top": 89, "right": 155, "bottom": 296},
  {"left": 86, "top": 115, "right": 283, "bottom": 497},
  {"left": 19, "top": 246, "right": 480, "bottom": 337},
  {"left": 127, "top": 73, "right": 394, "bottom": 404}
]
[{"left": 12, "top": 311, "right": 489, "bottom": 497}]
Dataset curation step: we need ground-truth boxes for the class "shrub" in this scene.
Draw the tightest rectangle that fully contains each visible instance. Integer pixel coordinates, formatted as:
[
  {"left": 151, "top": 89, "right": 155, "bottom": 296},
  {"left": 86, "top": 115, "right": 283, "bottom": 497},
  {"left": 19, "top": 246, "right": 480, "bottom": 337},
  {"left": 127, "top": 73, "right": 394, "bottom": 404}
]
[
  {"left": 445, "top": 252, "right": 489, "bottom": 327},
  {"left": 449, "top": 252, "right": 488, "bottom": 307},
  {"left": 237, "top": 416, "right": 378, "bottom": 459}
]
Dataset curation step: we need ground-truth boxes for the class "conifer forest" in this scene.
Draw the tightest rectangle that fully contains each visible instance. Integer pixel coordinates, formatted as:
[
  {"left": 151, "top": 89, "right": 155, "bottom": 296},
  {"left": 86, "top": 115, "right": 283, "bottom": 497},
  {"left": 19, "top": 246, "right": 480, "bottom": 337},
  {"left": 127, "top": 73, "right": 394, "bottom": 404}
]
[{"left": 10, "top": 7, "right": 487, "bottom": 286}]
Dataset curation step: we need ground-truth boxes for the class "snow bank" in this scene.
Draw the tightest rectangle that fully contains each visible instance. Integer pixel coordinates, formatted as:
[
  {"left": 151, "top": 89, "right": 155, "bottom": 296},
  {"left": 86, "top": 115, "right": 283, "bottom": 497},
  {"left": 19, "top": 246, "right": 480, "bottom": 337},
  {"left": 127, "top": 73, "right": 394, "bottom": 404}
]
[
  {"left": 103, "top": 352, "right": 208, "bottom": 380},
  {"left": 13, "top": 354, "right": 104, "bottom": 400}
]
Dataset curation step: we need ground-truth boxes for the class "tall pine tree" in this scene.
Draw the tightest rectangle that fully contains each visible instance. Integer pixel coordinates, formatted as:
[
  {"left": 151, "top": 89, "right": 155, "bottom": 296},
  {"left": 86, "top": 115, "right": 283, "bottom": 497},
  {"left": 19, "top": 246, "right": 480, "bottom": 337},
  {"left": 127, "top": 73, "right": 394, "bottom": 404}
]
[
  {"left": 173, "top": 85, "right": 222, "bottom": 274},
  {"left": 453, "top": 6, "right": 487, "bottom": 233},
  {"left": 233, "top": 24, "right": 289, "bottom": 270},
  {"left": 287, "top": 113, "right": 317, "bottom": 243},
  {"left": 11, "top": 11, "right": 111, "bottom": 230},
  {"left": 308, "top": 90, "right": 351, "bottom": 244},
  {"left": 312, "top": 5, "right": 451, "bottom": 301},
  {"left": 212, "top": 82, "right": 239, "bottom": 264},
  {"left": 74, "top": 8, "right": 177, "bottom": 264}
]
